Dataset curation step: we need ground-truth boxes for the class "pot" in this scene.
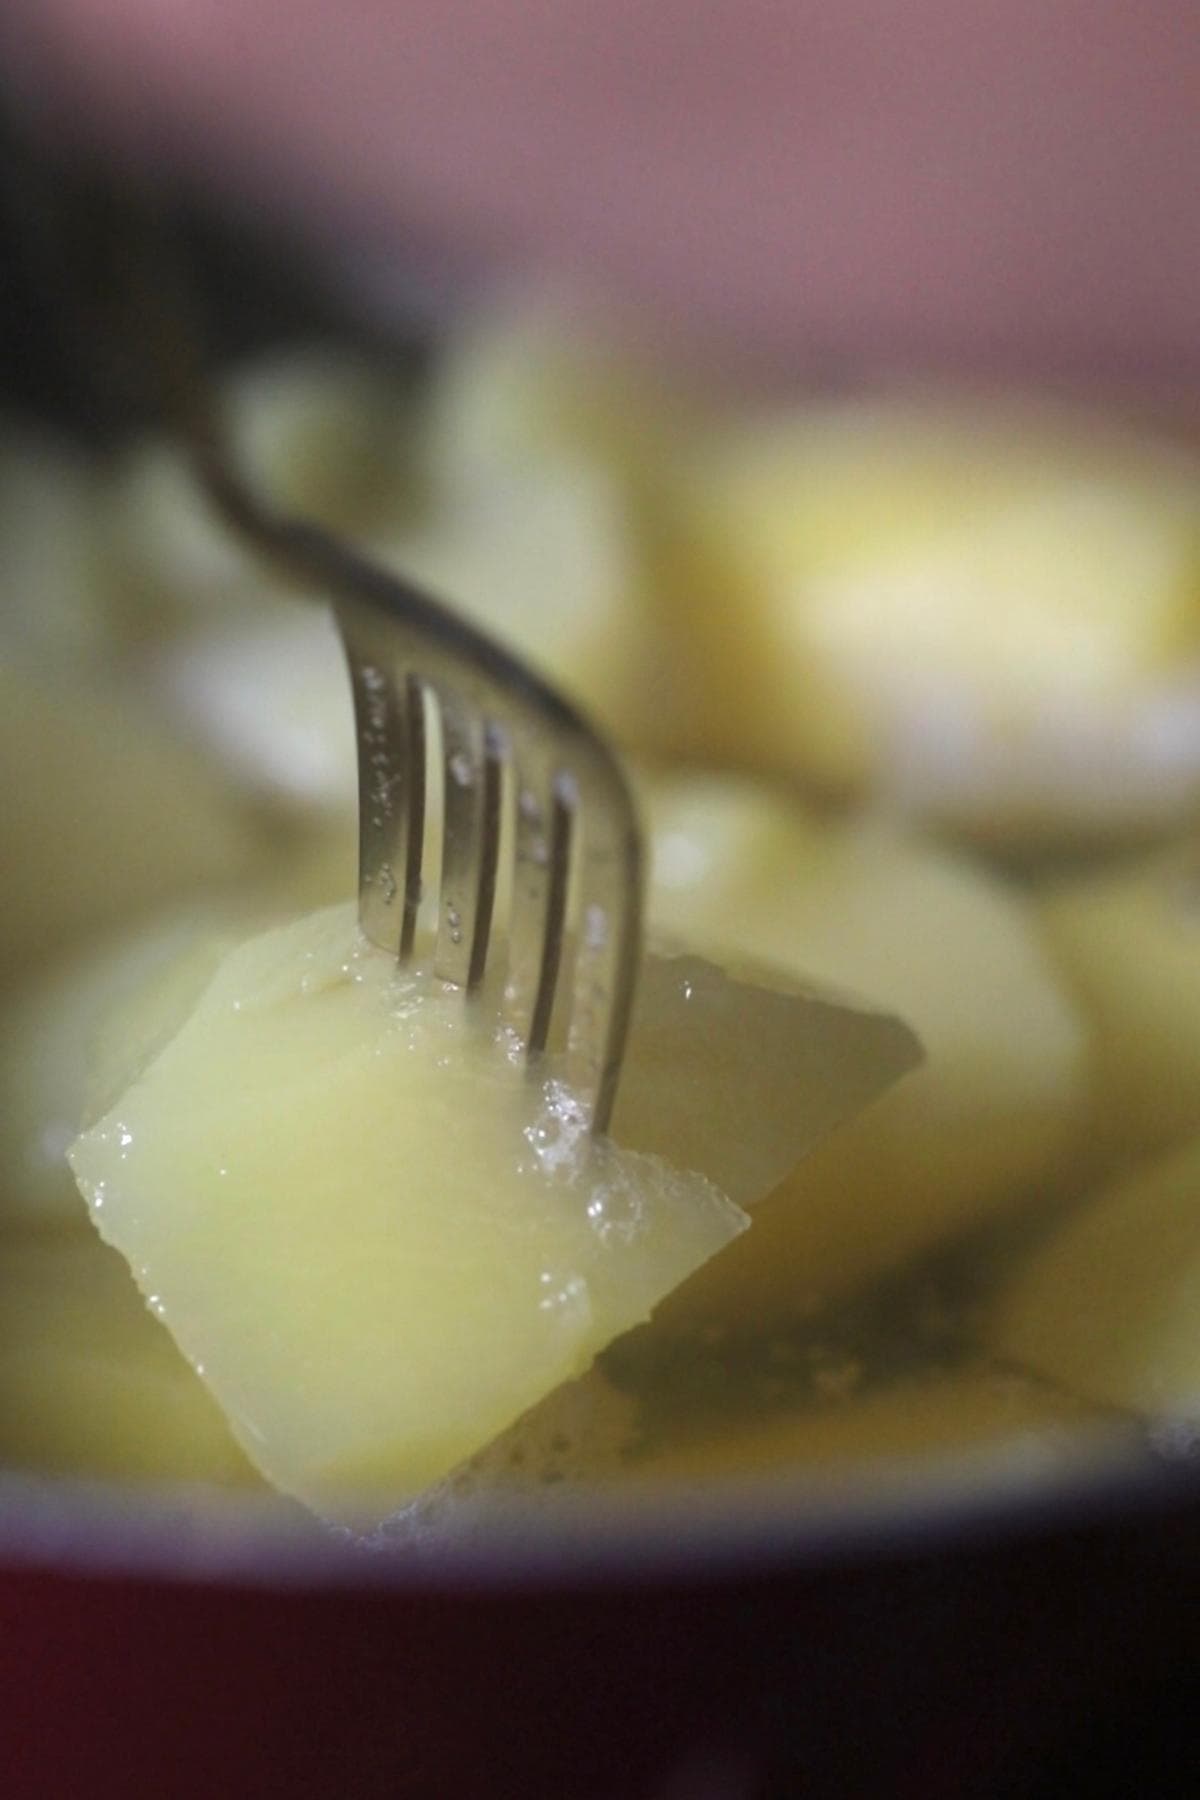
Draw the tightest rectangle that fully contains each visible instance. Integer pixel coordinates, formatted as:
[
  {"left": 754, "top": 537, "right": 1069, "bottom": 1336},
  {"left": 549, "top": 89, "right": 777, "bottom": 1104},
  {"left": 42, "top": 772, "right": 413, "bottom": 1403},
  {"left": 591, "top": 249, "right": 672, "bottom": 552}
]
[{"left": 3, "top": 1436, "right": 1200, "bottom": 1797}]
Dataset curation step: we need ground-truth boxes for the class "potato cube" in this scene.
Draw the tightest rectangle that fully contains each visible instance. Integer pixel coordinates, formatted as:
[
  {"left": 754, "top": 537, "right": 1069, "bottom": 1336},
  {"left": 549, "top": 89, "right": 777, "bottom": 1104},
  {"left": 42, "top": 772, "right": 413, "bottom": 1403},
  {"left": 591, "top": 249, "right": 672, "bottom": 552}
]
[
  {"left": 988, "top": 1137, "right": 1200, "bottom": 1422},
  {"left": 1038, "top": 847, "right": 1200, "bottom": 1166},
  {"left": 665, "top": 400, "right": 1200, "bottom": 841},
  {"left": 645, "top": 773, "right": 1087, "bottom": 1312},
  {"left": 0, "top": 1233, "right": 256, "bottom": 1486},
  {"left": 70, "top": 904, "right": 915, "bottom": 1523},
  {"left": 0, "top": 663, "right": 259, "bottom": 981}
]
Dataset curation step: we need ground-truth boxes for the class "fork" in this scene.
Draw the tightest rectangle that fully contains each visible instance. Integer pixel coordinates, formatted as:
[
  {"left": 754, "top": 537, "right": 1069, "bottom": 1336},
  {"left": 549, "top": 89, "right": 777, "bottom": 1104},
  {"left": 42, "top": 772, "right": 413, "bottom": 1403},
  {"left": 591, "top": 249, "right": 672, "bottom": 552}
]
[
  {"left": 183, "top": 323, "right": 645, "bottom": 1140},
  {"left": 20, "top": 140, "right": 644, "bottom": 1131},
  {"left": 212, "top": 467, "right": 645, "bottom": 1136}
]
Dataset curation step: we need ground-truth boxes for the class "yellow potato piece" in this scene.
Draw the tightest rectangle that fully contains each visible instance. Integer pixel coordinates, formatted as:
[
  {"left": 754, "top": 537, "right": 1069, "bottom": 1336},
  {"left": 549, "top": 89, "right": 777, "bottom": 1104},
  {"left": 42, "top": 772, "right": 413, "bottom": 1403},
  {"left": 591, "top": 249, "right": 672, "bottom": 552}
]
[
  {"left": 664, "top": 400, "right": 1200, "bottom": 838},
  {"left": 391, "top": 1363, "right": 1114, "bottom": 1549},
  {"left": 371, "top": 458, "right": 655, "bottom": 747},
  {"left": 224, "top": 349, "right": 417, "bottom": 535},
  {"left": 101, "top": 440, "right": 254, "bottom": 631},
  {"left": 989, "top": 1137, "right": 1200, "bottom": 1422},
  {"left": 0, "top": 914, "right": 230, "bottom": 1233},
  {"left": 0, "top": 431, "right": 112, "bottom": 670},
  {"left": 0, "top": 663, "right": 259, "bottom": 981},
  {"left": 624, "top": 1367, "right": 1108, "bottom": 1489},
  {"left": 1038, "top": 846, "right": 1200, "bottom": 1166},
  {"left": 101, "top": 351, "right": 415, "bottom": 639},
  {"left": 615, "top": 947, "right": 919, "bottom": 1214},
  {"left": 148, "top": 603, "right": 359, "bottom": 814},
  {"left": 0, "top": 1233, "right": 256, "bottom": 1486},
  {"left": 69, "top": 904, "right": 915, "bottom": 1523},
  {"left": 645, "top": 773, "right": 1087, "bottom": 1313},
  {"left": 426, "top": 303, "right": 688, "bottom": 498},
  {"left": 416, "top": 305, "right": 705, "bottom": 753}
]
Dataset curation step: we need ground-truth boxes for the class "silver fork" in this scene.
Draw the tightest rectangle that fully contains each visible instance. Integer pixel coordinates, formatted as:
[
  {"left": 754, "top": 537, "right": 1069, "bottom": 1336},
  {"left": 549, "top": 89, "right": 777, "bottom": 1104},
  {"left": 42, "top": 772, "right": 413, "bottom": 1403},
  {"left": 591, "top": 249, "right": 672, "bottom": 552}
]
[
  {"left": 199, "top": 448, "right": 644, "bottom": 1136},
  {"left": 26, "top": 145, "right": 644, "bottom": 1131}
]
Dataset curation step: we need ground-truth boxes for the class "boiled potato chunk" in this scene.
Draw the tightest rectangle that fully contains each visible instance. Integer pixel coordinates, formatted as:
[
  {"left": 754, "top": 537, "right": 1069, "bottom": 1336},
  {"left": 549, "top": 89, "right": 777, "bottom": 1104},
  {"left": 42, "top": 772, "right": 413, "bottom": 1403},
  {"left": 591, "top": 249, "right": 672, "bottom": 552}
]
[
  {"left": 1037, "top": 847, "right": 1200, "bottom": 1166},
  {"left": 148, "top": 603, "right": 359, "bottom": 814},
  {"left": 645, "top": 774, "right": 1087, "bottom": 1311},
  {"left": 102, "top": 351, "right": 414, "bottom": 638},
  {"left": 0, "top": 662, "right": 259, "bottom": 980},
  {"left": 426, "top": 302, "right": 688, "bottom": 498},
  {"left": 989, "top": 1137, "right": 1200, "bottom": 1421},
  {"left": 70, "top": 904, "right": 913, "bottom": 1523},
  {"left": 0, "top": 914, "right": 229, "bottom": 1232},
  {"left": 0, "top": 432, "right": 112, "bottom": 670},
  {"left": 0, "top": 1233, "right": 256, "bottom": 1485},
  {"left": 224, "top": 349, "right": 416, "bottom": 534},
  {"left": 615, "top": 948, "right": 919, "bottom": 1213},
  {"left": 667, "top": 400, "right": 1200, "bottom": 840},
  {"left": 412, "top": 305, "right": 699, "bottom": 750},
  {"left": 65, "top": 900, "right": 910, "bottom": 1519},
  {"left": 102, "top": 440, "right": 253, "bottom": 631},
  {"left": 386, "top": 1363, "right": 1113, "bottom": 1551},
  {"left": 621, "top": 1367, "right": 1110, "bottom": 1490},
  {"left": 371, "top": 458, "right": 654, "bottom": 745}
]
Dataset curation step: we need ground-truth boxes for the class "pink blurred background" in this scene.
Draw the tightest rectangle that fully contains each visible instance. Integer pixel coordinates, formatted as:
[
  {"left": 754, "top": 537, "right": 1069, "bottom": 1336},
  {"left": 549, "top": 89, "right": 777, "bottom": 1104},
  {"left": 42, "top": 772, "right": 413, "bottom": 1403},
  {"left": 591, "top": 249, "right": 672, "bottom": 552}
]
[{"left": 5, "top": 0, "right": 1198, "bottom": 393}]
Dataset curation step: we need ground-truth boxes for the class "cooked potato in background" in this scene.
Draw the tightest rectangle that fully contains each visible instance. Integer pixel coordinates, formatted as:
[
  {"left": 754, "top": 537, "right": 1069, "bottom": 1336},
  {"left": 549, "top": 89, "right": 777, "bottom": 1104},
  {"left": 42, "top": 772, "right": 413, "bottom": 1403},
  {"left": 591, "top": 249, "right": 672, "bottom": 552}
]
[{"left": 643, "top": 772, "right": 1088, "bottom": 1313}]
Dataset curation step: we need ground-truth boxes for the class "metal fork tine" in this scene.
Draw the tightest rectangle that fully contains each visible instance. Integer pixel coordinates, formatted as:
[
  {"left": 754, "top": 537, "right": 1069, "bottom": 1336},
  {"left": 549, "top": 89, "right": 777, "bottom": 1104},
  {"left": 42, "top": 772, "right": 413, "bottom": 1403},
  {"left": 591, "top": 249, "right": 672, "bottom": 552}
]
[
  {"left": 434, "top": 695, "right": 504, "bottom": 989},
  {"left": 471, "top": 729, "right": 506, "bottom": 991},
  {"left": 564, "top": 795, "right": 643, "bottom": 1134},
  {"left": 341, "top": 624, "right": 411, "bottom": 953},
  {"left": 527, "top": 774, "right": 576, "bottom": 1056},
  {"left": 398, "top": 673, "right": 428, "bottom": 961},
  {"left": 505, "top": 768, "right": 551, "bottom": 1037},
  {"left": 506, "top": 766, "right": 567, "bottom": 1053}
]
